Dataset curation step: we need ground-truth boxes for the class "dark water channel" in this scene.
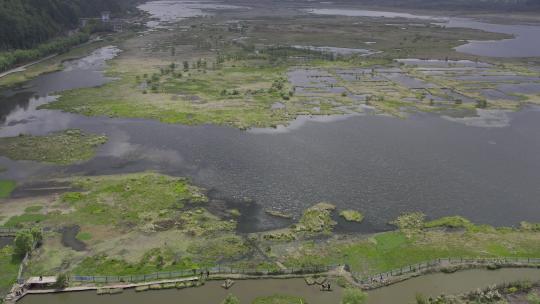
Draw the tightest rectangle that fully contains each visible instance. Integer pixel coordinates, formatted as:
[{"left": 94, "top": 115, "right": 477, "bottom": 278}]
[{"left": 0, "top": 236, "right": 14, "bottom": 249}]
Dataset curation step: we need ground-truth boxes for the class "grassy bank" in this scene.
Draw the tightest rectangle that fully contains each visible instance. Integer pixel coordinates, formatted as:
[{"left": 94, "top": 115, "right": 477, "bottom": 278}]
[
  {"left": 0, "top": 129, "right": 107, "bottom": 165},
  {"left": 275, "top": 214, "right": 540, "bottom": 276},
  {"left": 0, "top": 246, "right": 22, "bottom": 299},
  {"left": 0, "top": 180, "right": 16, "bottom": 199}
]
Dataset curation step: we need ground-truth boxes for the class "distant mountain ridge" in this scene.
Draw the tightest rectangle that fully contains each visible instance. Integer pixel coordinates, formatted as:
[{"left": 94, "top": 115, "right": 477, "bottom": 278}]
[{"left": 0, "top": 0, "right": 140, "bottom": 50}]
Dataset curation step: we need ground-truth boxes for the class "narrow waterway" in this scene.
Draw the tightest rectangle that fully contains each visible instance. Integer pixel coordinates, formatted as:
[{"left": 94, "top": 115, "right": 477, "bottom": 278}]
[
  {"left": 19, "top": 279, "right": 343, "bottom": 304},
  {"left": 367, "top": 268, "right": 540, "bottom": 303},
  {"left": 18, "top": 268, "right": 540, "bottom": 304}
]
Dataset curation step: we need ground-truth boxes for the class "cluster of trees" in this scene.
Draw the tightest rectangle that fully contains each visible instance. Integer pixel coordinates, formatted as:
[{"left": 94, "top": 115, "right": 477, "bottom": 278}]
[
  {"left": 14, "top": 227, "right": 43, "bottom": 256},
  {"left": 0, "top": 0, "right": 141, "bottom": 72},
  {"left": 0, "top": 32, "right": 89, "bottom": 72},
  {"left": 0, "top": 0, "right": 139, "bottom": 51}
]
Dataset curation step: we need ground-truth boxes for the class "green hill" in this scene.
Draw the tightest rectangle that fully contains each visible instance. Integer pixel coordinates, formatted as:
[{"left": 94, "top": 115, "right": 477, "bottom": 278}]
[{"left": 0, "top": 0, "right": 138, "bottom": 51}]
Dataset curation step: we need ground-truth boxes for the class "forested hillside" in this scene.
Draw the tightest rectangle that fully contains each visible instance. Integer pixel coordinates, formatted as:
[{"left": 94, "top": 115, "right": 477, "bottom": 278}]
[{"left": 0, "top": 0, "right": 139, "bottom": 51}]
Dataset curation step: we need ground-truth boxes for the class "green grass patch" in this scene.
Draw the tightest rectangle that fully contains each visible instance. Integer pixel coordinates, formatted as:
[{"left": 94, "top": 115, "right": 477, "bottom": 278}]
[
  {"left": 24, "top": 205, "right": 44, "bottom": 213},
  {"left": 4, "top": 213, "right": 47, "bottom": 228},
  {"left": 424, "top": 216, "right": 477, "bottom": 231},
  {"left": 0, "top": 246, "right": 23, "bottom": 298},
  {"left": 0, "top": 179, "right": 16, "bottom": 198},
  {"left": 283, "top": 218, "right": 540, "bottom": 275},
  {"left": 0, "top": 129, "right": 107, "bottom": 165},
  {"left": 73, "top": 248, "right": 200, "bottom": 276},
  {"left": 55, "top": 173, "right": 207, "bottom": 227},
  {"left": 76, "top": 232, "right": 92, "bottom": 241}
]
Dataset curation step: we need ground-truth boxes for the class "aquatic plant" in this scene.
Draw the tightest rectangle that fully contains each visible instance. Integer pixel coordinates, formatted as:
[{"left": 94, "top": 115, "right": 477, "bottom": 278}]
[{"left": 339, "top": 210, "right": 364, "bottom": 223}]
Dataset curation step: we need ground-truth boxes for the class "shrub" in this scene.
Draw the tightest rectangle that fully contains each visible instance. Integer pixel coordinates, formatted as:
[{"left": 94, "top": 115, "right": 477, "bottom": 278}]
[
  {"left": 341, "top": 288, "right": 368, "bottom": 304},
  {"left": 14, "top": 230, "right": 34, "bottom": 256},
  {"left": 222, "top": 294, "right": 240, "bottom": 304},
  {"left": 55, "top": 273, "right": 69, "bottom": 289}
]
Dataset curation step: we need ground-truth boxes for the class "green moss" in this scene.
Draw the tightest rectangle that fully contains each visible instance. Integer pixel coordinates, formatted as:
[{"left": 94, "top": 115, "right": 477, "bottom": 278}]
[
  {"left": 0, "top": 129, "right": 107, "bottom": 165},
  {"left": 252, "top": 294, "right": 306, "bottom": 304},
  {"left": 339, "top": 210, "right": 364, "bottom": 223},
  {"left": 0, "top": 180, "right": 16, "bottom": 198}
]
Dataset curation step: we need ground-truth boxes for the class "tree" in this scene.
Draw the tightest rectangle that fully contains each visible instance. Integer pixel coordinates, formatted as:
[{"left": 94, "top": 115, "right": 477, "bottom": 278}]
[
  {"left": 30, "top": 227, "right": 43, "bottom": 246},
  {"left": 14, "top": 230, "right": 34, "bottom": 256},
  {"left": 222, "top": 294, "right": 240, "bottom": 304},
  {"left": 54, "top": 273, "right": 69, "bottom": 289},
  {"left": 341, "top": 288, "right": 367, "bottom": 304}
]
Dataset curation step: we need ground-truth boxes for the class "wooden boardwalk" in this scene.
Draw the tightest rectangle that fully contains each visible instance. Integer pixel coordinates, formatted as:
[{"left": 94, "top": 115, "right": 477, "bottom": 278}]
[
  {"left": 0, "top": 227, "right": 21, "bottom": 237},
  {"left": 5, "top": 276, "right": 201, "bottom": 303}
]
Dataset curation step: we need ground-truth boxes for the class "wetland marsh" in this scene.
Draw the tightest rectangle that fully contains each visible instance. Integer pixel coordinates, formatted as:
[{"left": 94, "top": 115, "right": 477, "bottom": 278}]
[{"left": 2, "top": 0, "right": 540, "bottom": 302}]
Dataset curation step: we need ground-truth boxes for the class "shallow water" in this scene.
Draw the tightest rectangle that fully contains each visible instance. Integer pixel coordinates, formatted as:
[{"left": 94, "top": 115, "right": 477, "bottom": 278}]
[
  {"left": 367, "top": 268, "right": 540, "bottom": 303},
  {"left": 138, "top": 0, "right": 248, "bottom": 27},
  {"left": 291, "top": 45, "right": 378, "bottom": 57},
  {"left": 444, "top": 19, "right": 540, "bottom": 58},
  {"left": 0, "top": 236, "right": 14, "bottom": 249},
  {"left": 305, "top": 8, "right": 441, "bottom": 21}
]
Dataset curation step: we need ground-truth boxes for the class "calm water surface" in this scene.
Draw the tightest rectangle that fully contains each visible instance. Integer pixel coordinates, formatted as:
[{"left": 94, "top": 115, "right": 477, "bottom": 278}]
[{"left": 18, "top": 268, "right": 540, "bottom": 304}]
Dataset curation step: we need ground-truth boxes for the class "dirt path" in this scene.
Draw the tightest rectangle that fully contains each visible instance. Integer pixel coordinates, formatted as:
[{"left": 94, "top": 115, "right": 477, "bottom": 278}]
[{"left": 0, "top": 54, "right": 58, "bottom": 79}]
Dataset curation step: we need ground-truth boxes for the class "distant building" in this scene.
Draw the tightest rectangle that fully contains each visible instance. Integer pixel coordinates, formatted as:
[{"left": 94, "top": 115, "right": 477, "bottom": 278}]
[{"left": 101, "top": 11, "right": 111, "bottom": 23}]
